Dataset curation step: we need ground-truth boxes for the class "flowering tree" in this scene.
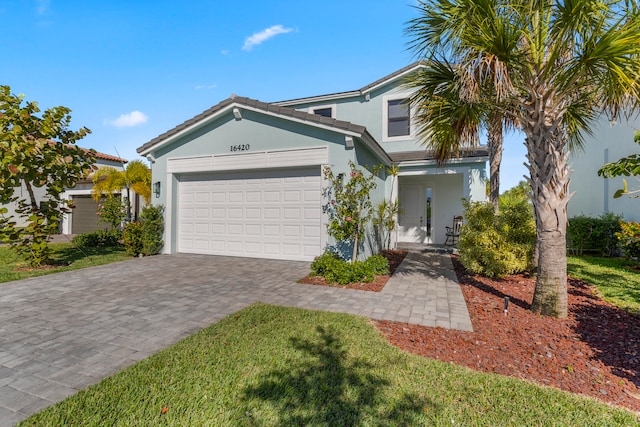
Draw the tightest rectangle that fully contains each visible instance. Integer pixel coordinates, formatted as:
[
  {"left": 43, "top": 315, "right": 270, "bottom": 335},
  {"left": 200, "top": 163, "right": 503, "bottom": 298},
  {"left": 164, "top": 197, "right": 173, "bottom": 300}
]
[{"left": 323, "top": 161, "right": 379, "bottom": 262}]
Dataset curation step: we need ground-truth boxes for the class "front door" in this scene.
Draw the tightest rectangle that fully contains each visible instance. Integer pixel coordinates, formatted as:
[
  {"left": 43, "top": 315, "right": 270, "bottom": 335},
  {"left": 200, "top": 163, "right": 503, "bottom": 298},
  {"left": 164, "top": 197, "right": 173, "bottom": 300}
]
[{"left": 397, "top": 183, "right": 433, "bottom": 243}]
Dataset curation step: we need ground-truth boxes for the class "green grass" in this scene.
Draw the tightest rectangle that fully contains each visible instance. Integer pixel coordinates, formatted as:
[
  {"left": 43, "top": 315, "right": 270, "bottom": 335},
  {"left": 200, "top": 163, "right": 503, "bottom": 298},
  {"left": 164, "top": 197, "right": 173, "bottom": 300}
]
[
  {"left": 568, "top": 256, "right": 640, "bottom": 313},
  {"left": 20, "top": 304, "right": 639, "bottom": 426},
  {"left": 0, "top": 243, "right": 131, "bottom": 283}
]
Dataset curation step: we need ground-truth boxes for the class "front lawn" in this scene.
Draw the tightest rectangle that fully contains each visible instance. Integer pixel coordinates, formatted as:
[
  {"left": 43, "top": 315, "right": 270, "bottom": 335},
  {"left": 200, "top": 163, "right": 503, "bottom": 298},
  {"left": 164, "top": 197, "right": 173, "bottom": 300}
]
[
  {"left": 568, "top": 256, "right": 640, "bottom": 313},
  {"left": 0, "top": 243, "right": 131, "bottom": 284},
  {"left": 20, "top": 304, "right": 638, "bottom": 426}
]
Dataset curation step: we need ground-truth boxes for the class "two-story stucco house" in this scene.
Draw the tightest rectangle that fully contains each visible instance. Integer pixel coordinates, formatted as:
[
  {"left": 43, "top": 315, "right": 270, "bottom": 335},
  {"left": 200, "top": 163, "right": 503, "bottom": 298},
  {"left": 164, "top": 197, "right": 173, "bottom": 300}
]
[{"left": 136, "top": 62, "right": 488, "bottom": 261}]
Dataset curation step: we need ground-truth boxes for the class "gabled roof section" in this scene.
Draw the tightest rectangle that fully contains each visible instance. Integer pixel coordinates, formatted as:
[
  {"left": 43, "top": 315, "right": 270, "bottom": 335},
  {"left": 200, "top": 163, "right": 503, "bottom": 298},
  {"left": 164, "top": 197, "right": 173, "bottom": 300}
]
[
  {"left": 136, "top": 95, "right": 391, "bottom": 164},
  {"left": 274, "top": 61, "right": 427, "bottom": 107}
]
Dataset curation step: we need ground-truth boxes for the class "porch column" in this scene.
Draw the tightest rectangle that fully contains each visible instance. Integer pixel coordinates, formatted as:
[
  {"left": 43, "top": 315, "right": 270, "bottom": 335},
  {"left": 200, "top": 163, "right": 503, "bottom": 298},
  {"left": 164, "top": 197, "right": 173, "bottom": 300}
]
[{"left": 391, "top": 174, "right": 399, "bottom": 249}]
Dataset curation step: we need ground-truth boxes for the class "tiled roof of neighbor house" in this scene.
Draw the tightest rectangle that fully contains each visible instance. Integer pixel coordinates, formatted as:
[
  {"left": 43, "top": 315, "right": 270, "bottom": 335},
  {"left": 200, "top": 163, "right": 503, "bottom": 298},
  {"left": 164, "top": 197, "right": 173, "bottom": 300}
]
[
  {"left": 50, "top": 141, "right": 128, "bottom": 163},
  {"left": 88, "top": 149, "right": 128, "bottom": 163},
  {"left": 137, "top": 94, "right": 369, "bottom": 154},
  {"left": 389, "top": 148, "right": 489, "bottom": 163}
]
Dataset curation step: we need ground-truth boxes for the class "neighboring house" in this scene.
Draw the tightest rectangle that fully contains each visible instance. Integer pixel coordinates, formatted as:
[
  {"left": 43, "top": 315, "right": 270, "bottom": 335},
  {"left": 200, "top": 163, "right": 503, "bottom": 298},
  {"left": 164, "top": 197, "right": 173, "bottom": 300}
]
[
  {"left": 569, "top": 116, "right": 640, "bottom": 222},
  {"left": 2, "top": 150, "right": 128, "bottom": 235},
  {"left": 136, "top": 62, "right": 488, "bottom": 261},
  {"left": 59, "top": 151, "right": 130, "bottom": 234}
]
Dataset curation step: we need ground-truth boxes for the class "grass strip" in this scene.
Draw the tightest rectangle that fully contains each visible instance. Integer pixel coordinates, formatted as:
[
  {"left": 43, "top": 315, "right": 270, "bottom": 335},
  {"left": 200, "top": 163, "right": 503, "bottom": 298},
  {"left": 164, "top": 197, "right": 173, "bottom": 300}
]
[
  {"left": 20, "top": 304, "right": 639, "bottom": 426},
  {"left": 568, "top": 256, "right": 640, "bottom": 313},
  {"left": 0, "top": 243, "right": 130, "bottom": 284}
]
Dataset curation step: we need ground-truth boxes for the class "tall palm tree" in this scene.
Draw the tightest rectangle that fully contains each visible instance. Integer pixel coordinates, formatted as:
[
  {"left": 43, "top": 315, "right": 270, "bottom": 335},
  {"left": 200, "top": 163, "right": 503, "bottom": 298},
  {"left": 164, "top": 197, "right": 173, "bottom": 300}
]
[
  {"left": 91, "top": 159, "right": 151, "bottom": 221},
  {"left": 407, "top": 0, "right": 640, "bottom": 318}
]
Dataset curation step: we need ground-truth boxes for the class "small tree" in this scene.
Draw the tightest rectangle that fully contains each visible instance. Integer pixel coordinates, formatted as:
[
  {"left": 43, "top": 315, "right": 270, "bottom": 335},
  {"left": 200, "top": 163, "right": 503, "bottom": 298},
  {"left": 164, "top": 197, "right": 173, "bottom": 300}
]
[
  {"left": 97, "top": 196, "right": 127, "bottom": 230},
  {"left": 323, "top": 161, "right": 379, "bottom": 262},
  {"left": 0, "top": 86, "right": 93, "bottom": 266},
  {"left": 598, "top": 132, "right": 640, "bottom": 198}
]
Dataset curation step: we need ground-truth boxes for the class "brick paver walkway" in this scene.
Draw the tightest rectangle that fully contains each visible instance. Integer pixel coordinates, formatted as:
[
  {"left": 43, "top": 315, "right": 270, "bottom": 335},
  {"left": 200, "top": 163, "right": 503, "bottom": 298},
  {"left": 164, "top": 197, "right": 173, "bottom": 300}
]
[{"left": 0, "top": 249, "right": 471, "bottom": 426}]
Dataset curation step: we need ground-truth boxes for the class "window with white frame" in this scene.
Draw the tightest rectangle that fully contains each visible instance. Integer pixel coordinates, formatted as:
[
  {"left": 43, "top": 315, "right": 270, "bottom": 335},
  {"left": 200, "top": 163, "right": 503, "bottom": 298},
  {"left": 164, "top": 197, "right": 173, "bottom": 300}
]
[
  {"left": 382, "top": 94, "right": 414, "bottom": 142},
  {"left": 309, "top": 104, "right": 336, "bottom": 118},
  {"left": 387, "top": 99, "right": 410, "bottom": 137}
]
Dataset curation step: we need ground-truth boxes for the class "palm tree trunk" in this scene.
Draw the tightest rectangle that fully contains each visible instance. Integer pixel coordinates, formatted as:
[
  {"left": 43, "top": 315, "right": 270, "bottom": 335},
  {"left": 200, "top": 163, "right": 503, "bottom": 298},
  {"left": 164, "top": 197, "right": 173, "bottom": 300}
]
[
  {"left": 487, "top": 114, "right": 503, "bottom": 213},
  {"left": 524, "top": 102, "right": 572, "bottom": 318}
]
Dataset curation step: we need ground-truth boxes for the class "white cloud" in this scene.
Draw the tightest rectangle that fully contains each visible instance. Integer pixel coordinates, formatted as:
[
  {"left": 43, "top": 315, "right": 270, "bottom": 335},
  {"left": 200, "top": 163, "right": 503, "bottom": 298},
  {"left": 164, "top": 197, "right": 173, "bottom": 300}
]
[
  {"left": 242, "top": 25, "right": 293, "bottom": 51},
  {"left": 107, "top": 111, "right": 148, "bottom": 128},
  {"left": 221, "top": 50, "right": 230, "bottom": 55}
]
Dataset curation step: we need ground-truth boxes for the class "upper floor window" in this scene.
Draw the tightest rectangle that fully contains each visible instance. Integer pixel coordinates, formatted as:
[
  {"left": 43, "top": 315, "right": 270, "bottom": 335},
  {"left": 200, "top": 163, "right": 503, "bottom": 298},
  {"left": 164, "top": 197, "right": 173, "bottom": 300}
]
[
  {"left": 387, "top": 99, "right": 410, "bottom": 137},
  {"left": 313, "top": 107, "right": 332, "bottom": 117},
  {"left": 382, "top": 93, "right": 415, "bottom": 142},
  {"left": 308, "top": 104, "right": 336, "bottom": 119}
]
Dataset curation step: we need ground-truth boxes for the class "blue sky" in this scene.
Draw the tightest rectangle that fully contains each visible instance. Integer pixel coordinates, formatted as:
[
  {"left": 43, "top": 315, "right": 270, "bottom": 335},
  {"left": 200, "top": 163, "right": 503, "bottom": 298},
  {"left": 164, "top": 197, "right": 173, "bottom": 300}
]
[{"left": 3, "top": 0, "right": 528, "bottom": 191}]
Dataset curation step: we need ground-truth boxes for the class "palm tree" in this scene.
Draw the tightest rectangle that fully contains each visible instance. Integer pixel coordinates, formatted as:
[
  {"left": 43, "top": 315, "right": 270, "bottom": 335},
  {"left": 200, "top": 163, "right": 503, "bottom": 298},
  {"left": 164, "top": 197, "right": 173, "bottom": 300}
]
[
  {"left": 91, "top": 159, "right": 151, "bottom": 221},
  {"left": 406, "top": 0, "right": 640, "bottom": 318},
  {"left": 406, "top": 60, "right": 507, "bottom": 212}
]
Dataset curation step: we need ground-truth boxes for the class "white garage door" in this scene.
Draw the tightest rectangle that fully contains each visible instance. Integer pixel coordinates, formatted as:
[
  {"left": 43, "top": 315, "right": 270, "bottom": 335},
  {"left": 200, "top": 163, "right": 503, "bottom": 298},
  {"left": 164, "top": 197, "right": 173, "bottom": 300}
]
[{"left": 178, "top": 167, "right": 322, "bottom": 261}]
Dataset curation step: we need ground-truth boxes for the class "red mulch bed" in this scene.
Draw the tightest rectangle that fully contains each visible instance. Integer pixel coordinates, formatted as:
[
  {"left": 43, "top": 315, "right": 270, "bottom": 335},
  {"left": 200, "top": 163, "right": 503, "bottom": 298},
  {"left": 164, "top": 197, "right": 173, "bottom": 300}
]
[
  {"left": 298, "top": 250, "right": 408, "bottom": 292},
  {"left": 374, "top": 255, "right": 640, "bottom": 412}
]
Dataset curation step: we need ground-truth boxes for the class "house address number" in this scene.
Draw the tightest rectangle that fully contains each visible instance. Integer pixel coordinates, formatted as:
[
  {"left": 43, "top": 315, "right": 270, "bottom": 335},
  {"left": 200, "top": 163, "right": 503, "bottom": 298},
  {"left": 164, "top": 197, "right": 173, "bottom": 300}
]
[{"left": 230, "top": 144, "right": 250, "bottom": 152}]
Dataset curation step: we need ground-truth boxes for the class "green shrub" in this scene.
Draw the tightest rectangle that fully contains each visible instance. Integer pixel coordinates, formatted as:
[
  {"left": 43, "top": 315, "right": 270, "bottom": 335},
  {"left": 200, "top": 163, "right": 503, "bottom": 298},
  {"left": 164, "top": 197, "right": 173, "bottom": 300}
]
[
  {"left": 97, "top": 196, "right": 126, "bottom": 230},
  {"left": 459, "top": 198, "right": 536, "bottom": 278},
  {"left": 140, "top": 205, "right": 164, "bottom": 256},
  {"left": 567, "top": 213, "right": 622, "bottom": 256},
  {"left": 310, "top": 251, "right": 390, "bottom": 285},
  {"left": 616, "top": 221, "right": 640, "bottom": 259},
  {"left": 122, "top": 222, "right": 144, "bottom": 256},
  {"left": 365, "top": 254, "right": 390, "bottom": 275},
  {"left": 72, "top": 229, "right": 122, "bottom": 248}
]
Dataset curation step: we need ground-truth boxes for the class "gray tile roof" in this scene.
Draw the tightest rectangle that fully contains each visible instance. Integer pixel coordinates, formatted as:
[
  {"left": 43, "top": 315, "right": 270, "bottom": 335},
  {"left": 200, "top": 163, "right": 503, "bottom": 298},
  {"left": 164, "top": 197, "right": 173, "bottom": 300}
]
[
  {"left": 137, "top": 94, "right": 367, "bottom": 154},
  {"left": 389, "top": 148, "right": 489, "bottom": 163},
  {"left": 274, "top": 61, "right": 427, "bottom": 105}
]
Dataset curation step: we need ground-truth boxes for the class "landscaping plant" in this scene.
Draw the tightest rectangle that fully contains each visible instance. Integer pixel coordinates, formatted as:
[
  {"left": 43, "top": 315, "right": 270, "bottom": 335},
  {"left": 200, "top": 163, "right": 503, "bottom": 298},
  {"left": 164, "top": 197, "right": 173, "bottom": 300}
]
[
  {"left": 567, "top": 213, "right": 622, "bottom": 257},
  {"left": 615, "top": 221, "right": 640, "bottom": 260},
  {"left": 122, "top": 222, "right": 144, "bottom": 256},
  {"left": 122, "top": 205, "right": 164, "bottom": 256},
  {"left": 323, "top": 161, "right": 379, "bottom": 262},
  {"left": 72, "top": 229, "right": 121, "bottom": 248},
  {"left": 96, "top": 196, "right": 127, "bottom": 230},
  {"left": 140, "top": 204, "right": 164, "bottom": 256},
  {"left": 459, "top": 197, "right": 535, "bottom": 278},
  {"left": 0, "top": 86, "right": 94, "bottom": 267},
  {"left": 311, "top": 251, "right": 389, "bottom": 285}
]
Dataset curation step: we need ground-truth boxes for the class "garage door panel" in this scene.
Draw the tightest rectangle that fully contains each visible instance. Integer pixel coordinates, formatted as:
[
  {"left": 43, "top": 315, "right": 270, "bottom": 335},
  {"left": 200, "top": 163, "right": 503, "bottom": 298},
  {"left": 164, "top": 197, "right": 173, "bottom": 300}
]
[
  {"left": 264, "top": 208, "right": 280, "bottom": 219},
  {"left": 246, "top": 224, "right": 261, "bottom": 236},
  {"left": 283, "top": 208, "right": 300, "bottom": 219},
  {"left": 245, "top": 208, "right": 261, "bottom": 219},
  {"left": 178, "top": 167, "right": 321, "bottom": 261},
  {"left": 264, "top": 191, "right": 281, "bottom": 202},
  {"left": 304, "top": 207, "right": 321, "bottom": 220}
]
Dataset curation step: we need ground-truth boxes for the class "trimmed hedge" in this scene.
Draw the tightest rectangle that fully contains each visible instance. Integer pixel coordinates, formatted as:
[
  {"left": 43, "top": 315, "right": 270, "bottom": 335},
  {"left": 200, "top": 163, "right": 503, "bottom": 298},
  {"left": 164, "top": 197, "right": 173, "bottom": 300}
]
[{"left": 567, "top": 213, "right": 621, "bottom": 257}]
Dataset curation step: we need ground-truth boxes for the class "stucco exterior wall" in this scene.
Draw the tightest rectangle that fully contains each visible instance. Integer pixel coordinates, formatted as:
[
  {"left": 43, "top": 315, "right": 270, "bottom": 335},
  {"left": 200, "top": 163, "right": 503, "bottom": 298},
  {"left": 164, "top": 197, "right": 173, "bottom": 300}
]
[{"left": 569, "top": 117, "right": 640, "bottom": 222}]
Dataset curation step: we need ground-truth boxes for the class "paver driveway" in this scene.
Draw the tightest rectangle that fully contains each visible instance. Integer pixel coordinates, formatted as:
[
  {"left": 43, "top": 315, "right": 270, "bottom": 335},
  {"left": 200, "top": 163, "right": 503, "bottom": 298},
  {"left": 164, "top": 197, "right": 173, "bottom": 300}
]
[{"left": 0, "top": 251, "right": 471, "bottom": 425}]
